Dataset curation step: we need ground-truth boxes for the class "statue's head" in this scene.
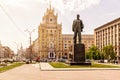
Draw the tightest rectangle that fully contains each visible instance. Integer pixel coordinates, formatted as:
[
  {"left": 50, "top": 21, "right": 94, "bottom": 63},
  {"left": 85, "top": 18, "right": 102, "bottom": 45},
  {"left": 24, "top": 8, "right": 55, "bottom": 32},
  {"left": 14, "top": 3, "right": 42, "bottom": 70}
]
[{"left": 77, "top": 14, "right": 80, "bottom": 20}]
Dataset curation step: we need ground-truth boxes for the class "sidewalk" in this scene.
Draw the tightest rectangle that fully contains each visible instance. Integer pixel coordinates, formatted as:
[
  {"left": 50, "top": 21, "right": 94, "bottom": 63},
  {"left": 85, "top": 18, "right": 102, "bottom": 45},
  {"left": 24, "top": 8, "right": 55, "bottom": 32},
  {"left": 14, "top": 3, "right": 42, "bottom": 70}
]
[
  {"left": 97, "top": 62, "right": 120, "bottom": 67},
  {"left": 40, "top": 62, "right": 120, "bottom": 71},
  {"left": 40, "top": 62, "right": 54, "bottom": 70}
]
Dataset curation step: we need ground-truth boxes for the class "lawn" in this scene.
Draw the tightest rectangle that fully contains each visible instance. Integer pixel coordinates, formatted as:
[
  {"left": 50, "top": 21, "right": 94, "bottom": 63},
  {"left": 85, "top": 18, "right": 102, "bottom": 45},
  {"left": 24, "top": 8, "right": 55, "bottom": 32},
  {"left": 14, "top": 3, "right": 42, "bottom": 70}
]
[
  {"left": 49, "top": 62, "right": 120, "bottom": 68},
  {"left": 0, "top": 62, "right": 24, "bottom": 73}
]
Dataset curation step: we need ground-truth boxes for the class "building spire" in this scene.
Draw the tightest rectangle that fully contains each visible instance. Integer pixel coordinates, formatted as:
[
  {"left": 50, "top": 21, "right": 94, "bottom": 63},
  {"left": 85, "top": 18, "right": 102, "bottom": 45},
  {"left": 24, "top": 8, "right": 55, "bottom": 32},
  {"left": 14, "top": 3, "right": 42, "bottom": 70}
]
[{"left": 49, "top": 0, "right": 51, "bottom": 9}]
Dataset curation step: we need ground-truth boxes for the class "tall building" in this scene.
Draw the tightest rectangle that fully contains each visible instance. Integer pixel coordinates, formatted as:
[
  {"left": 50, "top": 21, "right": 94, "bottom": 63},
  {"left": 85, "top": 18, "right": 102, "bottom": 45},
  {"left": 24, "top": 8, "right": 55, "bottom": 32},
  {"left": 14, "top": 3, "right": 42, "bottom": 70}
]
[
  {"left": 94, "top": 18, "right": 120, "bottom": 60},
  {"left": 38, "top": 6, "right": 62, "bottom": 59},
  {"left": 17, "top": 44, "right": 25, "bottom": 61}
]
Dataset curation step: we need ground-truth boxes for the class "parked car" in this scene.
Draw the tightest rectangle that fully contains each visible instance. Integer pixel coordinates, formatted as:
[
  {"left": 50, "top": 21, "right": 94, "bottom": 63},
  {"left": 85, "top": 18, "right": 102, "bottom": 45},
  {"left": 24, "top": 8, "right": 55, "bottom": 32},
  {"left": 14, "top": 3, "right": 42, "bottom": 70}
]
[
  {"left": 86, "top": 59, "right": 91, "bottom": 63},
  {"left": 58, "top": 58, "right": 67, "bottom": 62},
  {"left": 25, "top": 59, "right": 30, "bottom": 64}
]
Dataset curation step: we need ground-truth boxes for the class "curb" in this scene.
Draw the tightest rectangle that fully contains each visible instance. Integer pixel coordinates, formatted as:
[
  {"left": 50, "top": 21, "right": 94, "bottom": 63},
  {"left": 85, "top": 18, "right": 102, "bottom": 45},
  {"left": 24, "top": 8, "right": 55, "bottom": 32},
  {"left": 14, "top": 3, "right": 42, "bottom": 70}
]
[{"left": 40, "top": 68, "right": 120, "bottom": 71}]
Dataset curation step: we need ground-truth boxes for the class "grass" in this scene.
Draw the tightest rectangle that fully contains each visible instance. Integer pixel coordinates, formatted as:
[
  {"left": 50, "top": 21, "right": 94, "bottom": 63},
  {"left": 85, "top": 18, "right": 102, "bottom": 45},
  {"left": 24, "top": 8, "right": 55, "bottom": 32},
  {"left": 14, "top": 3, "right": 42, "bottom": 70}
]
[
  {"left": 49, "top": 62, "right": 120, "bottom": 68},
  {"left": 0, "top": 62, "right": 24, "bottom": 73}
]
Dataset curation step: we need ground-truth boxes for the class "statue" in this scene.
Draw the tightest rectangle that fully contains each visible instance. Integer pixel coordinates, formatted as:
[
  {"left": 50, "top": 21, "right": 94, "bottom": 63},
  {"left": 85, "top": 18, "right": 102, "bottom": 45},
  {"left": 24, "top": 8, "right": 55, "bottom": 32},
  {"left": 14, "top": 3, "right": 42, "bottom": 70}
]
[
  {"left": 72, "top": 14, "right": 84, "bottom": 44},
  {"left": 69, "top": 14, "right": 91, "bottom": 65}
]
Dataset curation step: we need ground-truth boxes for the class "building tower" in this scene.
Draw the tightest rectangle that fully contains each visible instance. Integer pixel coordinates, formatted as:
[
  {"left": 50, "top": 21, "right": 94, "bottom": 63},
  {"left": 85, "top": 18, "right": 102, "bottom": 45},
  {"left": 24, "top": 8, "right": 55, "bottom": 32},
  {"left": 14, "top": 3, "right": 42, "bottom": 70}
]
[{"left": 38, "top": 5, "right": 62, "bottom": 60}]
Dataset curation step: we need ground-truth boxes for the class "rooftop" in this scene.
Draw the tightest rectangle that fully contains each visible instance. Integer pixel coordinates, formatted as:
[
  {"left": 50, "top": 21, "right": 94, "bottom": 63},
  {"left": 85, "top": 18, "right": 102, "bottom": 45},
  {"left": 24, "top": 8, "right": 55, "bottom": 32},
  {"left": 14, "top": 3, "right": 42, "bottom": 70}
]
[{"left": 94, "top": 17, "right": 120, "bottom": 31}]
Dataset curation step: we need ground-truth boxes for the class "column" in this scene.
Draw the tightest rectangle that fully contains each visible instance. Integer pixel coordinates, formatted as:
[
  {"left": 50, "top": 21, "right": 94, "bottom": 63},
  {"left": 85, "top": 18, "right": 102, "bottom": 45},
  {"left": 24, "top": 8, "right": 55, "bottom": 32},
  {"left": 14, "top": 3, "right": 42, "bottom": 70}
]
[
  {"left": 107, "top": 28, "right": 109, "bottom": 45},
  {"left": 110, "top": 26, "right": 112, "bottom": 44},
  {"left": 113, "top": 26, "right": 115, "bottom": 46},
  {"left": 116, "top": 24, "right": 119, "bottom": 60}
]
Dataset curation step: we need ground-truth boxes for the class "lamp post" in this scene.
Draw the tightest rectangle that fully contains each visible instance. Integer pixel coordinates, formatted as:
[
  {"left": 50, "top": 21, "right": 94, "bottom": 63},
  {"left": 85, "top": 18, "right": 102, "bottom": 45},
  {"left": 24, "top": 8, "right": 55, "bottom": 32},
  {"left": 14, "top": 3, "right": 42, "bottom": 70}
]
[{"left": 25, "top": 29, "right": 35, "bottom": 63}]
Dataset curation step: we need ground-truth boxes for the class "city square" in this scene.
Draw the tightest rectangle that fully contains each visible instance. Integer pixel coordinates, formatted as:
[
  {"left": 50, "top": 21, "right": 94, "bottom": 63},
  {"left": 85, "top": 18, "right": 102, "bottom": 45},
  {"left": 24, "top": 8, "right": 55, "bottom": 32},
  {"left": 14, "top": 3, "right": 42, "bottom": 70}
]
[{"left": 0, "top": 0, "right": 120, "bottom": 80}]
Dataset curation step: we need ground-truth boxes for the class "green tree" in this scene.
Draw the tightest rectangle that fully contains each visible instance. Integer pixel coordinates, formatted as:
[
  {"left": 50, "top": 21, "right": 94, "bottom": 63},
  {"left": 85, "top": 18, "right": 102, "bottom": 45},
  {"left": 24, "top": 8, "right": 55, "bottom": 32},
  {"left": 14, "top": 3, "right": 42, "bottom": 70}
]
[
  {"left": 102, "top": 45, "right": 116, "bottom": 60},
  {"left": 102, "top": 46, "right": 109, "bottom": 59},
  {"left": 86, "top": 45, "right": 101, "bottom": 60},
  {"left": 109, "top": 45, "right": 116, "bottom": 60}
]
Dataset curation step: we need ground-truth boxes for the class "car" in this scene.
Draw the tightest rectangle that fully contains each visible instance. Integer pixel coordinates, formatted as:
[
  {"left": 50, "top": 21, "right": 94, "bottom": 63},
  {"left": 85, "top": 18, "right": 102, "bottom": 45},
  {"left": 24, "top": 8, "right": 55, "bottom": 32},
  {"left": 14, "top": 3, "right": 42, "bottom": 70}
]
[
  {"left": 25, "top": 59, "right": 30, "bottom": 64},
  {"left": 98, "top": 60, "right": 104, "bottom": 63},
  {"left": 58, "top": 58, "right": 67, "bottom": 62},
  {"left": 86, "top": 59, "right": 91, "bottom": 63}
]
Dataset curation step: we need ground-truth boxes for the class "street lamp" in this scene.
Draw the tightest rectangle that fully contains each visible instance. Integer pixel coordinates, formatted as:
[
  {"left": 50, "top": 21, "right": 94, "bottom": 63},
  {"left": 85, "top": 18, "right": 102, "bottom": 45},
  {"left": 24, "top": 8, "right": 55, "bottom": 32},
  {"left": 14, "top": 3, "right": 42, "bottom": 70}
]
[{"left": 25, "top": 29, "right": 35, "bottom": 63}]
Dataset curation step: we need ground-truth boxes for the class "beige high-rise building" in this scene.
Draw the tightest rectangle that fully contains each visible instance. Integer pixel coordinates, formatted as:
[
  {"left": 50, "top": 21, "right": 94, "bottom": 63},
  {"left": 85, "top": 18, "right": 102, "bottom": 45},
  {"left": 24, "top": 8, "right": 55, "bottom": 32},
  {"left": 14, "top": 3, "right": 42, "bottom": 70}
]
[
  {"left": 94, "top": 18, "right": 120, "bottom": 60},
  {"left": 38, "top": 6, "right": 62, "bottom": 59}
]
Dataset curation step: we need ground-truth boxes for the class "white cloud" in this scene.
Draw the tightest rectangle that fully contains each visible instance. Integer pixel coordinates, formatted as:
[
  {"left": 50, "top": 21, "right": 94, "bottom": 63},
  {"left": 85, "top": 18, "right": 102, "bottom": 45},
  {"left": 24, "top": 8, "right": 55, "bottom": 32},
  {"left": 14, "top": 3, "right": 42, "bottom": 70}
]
[
  {"left": 63, "top": 0, "right": 101, "bottom": 12},
  {"left": 105, "top": 12, "right": 117, "bottom": 16},
  {"left": 1, "top": 0, "right": 101, "bottom": 14},
  {"left": 1, "top": 0, "right": 25, "bottom": 7},
  {"left": 37, "top": 0, "right": 101, "bottom": 13}
]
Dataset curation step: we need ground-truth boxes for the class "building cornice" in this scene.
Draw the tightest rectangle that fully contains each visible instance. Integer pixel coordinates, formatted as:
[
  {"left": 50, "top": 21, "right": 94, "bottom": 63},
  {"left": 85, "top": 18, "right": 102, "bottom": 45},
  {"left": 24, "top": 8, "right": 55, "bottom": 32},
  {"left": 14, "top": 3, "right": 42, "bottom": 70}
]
[{"left": 94, "top": 17, "right": 120, "bottom": 31}]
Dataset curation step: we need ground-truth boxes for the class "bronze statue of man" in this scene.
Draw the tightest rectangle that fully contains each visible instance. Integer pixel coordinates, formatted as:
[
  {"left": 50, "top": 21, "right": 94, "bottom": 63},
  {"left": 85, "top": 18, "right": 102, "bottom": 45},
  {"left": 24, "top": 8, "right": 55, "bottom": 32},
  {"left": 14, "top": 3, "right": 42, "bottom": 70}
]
[{"left": 72, "top": 14, "right": 84, "bottom": 44}]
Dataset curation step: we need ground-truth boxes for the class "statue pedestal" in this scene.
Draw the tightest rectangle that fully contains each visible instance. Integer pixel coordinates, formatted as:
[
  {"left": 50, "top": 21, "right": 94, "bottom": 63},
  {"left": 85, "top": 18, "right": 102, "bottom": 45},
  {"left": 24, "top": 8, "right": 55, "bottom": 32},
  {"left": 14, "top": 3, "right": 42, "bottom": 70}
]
[
  {"left": 74, "top": 44, "right": 85, "bottom": 62},
  {"left": 68, "top": 44, "right": 91, "bottom": 65}
]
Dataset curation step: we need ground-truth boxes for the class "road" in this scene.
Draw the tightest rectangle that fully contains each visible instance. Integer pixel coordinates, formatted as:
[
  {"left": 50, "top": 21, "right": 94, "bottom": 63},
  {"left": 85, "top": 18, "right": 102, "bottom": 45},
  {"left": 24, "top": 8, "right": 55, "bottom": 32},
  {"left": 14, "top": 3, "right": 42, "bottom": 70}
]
[{"left": 0, "top": 64, "right": 120, "bottom": 80}]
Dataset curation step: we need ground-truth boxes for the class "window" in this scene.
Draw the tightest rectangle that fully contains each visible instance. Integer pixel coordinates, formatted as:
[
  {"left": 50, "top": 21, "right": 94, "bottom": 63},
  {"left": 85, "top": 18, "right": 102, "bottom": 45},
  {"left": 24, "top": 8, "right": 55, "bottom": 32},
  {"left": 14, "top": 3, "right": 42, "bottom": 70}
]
[
  {"left": 50, "top": 18, "right": 52, "bottom": 21},
  {"left": 65, "top": 53, "right": 67, "bottom": 56},
  {"left": 64, "top": 44, "right": 67, "bottom": 48},
  {"left": 50, "top": 53, "right": 53, "bottom": 57},
  {"left": 68, "top": 41, "right": 71, "bottom": 43}
]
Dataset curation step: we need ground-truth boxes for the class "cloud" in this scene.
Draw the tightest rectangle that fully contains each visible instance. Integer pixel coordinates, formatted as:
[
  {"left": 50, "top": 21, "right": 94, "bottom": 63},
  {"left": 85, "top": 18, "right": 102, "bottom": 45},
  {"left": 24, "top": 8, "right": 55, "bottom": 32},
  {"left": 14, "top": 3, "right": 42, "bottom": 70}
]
[
  {"left": 64, "top": 0, "right": 101, "bottom": 11},
  {"left": 37, "top": 0, "right": 101, "bottom": 13},
  {"left": 105, "top": 12, "right": 117, "bottom": 16},
  {"left": 1, "top": 0, "right": 101, "bottom": 14},
  {"left": 1, "top": 0, "right": 25, "bottom": 7}
]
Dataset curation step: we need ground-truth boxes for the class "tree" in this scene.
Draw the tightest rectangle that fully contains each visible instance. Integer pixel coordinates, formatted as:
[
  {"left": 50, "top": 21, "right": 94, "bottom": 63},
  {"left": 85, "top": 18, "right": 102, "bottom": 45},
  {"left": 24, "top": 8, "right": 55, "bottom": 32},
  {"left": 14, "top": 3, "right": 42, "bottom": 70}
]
[
  {"left": 102, "top": 45, "right": 116, "bottom": 60},
  {"left": 86, "top": 45, "right": 101, "bottom": 60},
  {"left": 102, "top": 46, "right": 109, "bottom": 59}
]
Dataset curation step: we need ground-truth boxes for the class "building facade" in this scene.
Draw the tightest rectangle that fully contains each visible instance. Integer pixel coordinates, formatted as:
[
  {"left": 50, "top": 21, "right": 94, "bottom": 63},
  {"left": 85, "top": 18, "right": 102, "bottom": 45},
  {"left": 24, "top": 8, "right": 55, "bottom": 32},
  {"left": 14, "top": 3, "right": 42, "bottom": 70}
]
[
  {"left": 38, "top": 6, "right": 62, "bottom": 59},
  {"left": 94, "top": 18, "right": 120, "bottom": 60},
  {"left": 0, "top": 44, "right": 14, "bottom": 59},
  {"left": 32, "top": 39, "right": 39, "bottom": 57},
  {"left": 82, "top": 35, "right": 94, "bottom": 51}
]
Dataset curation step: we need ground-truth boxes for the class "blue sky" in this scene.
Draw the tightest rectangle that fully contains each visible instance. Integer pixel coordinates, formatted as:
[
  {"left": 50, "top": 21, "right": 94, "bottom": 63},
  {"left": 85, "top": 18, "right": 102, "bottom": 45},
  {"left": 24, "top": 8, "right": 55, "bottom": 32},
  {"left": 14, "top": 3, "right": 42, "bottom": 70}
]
[{"left": 0, "top": 0, "right": 120, "bottom": 53}]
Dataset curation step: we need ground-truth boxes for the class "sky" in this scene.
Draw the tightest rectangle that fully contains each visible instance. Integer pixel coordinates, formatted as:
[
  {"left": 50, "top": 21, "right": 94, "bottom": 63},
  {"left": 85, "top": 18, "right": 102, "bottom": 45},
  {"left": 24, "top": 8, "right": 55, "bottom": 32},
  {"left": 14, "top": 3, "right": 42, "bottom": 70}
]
[{"left": 0, "top": 0, "right": 120, "bottom": 53}]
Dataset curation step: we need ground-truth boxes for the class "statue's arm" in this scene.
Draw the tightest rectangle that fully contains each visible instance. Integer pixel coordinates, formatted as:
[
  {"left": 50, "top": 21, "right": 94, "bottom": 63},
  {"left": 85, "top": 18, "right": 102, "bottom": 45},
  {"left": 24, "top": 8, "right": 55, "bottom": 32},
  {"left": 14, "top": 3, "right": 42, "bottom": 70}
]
[
  {"left": 81, "top": 20, "right": 84, "bottom": 31},
  {"left": 72, "top": 20, "right": 75, "bottom": 32}
]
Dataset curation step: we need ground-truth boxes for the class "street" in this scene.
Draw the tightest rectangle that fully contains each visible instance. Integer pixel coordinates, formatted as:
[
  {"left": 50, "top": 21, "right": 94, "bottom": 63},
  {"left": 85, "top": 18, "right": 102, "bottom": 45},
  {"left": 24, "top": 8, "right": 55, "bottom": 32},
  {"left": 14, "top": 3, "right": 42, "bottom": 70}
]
[{"left": 0, "top": 63, "right": 120, "bottom": 80}]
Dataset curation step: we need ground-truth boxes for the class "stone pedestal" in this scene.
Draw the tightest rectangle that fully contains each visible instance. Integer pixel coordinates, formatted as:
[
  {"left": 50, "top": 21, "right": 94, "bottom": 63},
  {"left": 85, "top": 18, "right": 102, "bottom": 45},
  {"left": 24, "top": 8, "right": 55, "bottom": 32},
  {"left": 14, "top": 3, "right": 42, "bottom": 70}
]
[
  {"left": 74, "top": 44, "right": 85, "bottom": 62},
  {"left": 68, "top": 44, "right": 91, "bottom": 65}
]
